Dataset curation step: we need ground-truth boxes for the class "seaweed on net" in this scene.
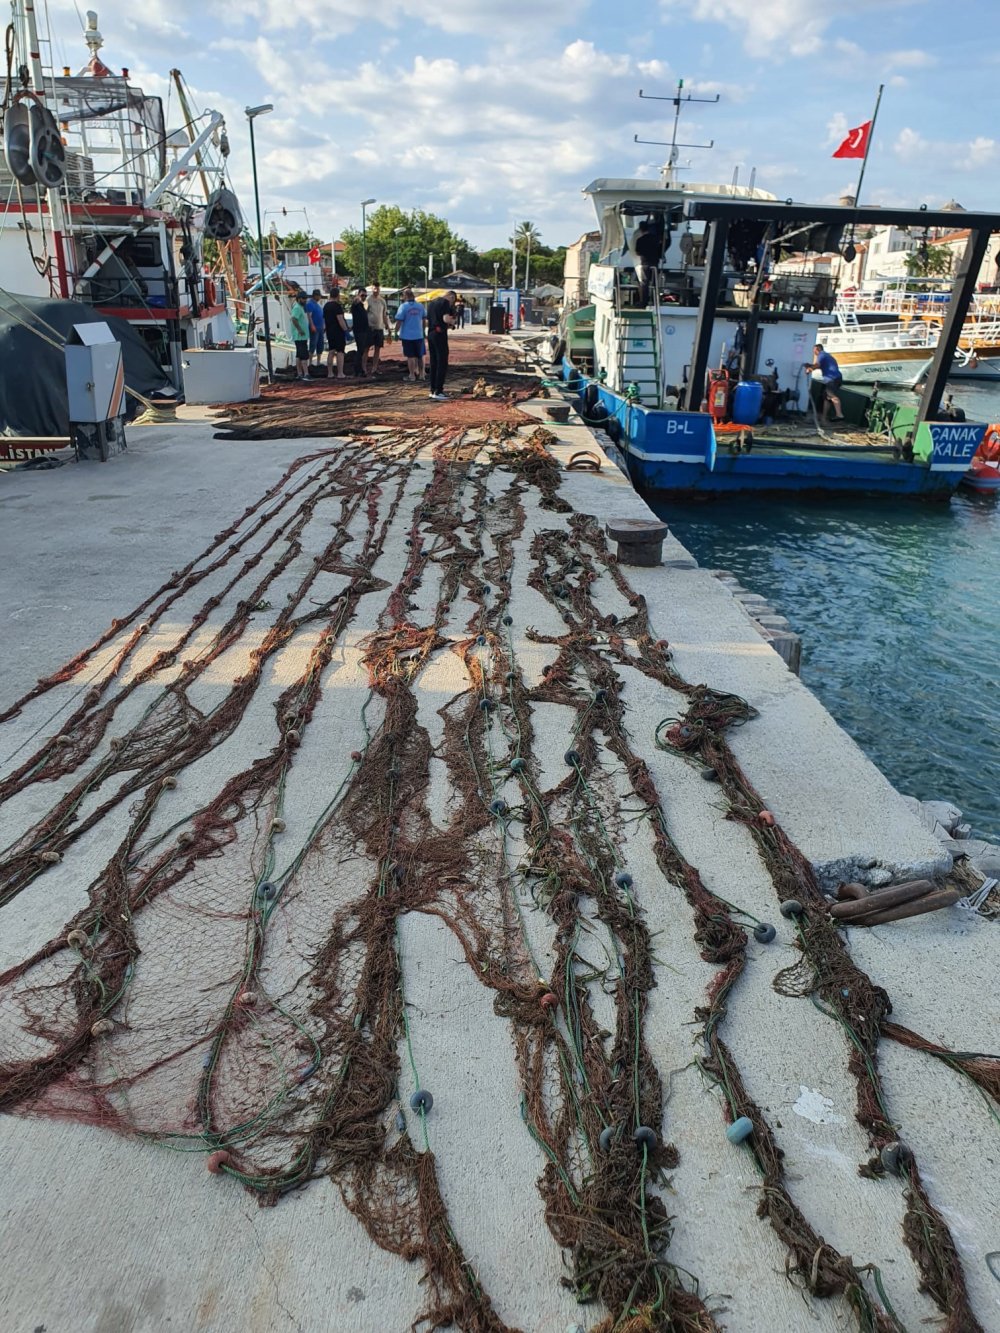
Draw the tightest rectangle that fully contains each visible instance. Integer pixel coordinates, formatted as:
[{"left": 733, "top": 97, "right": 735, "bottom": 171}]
[{"left": 0, "top": 417, "right": 988, "bottom": 1332}]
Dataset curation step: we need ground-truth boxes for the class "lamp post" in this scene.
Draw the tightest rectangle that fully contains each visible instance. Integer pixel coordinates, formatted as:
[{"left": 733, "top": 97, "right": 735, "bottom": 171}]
[
  {"left": 360, "top": 198, "right": 376, "bottom": 283},
  {"left": 493, "top": 261, "right": 499, "bottom": 299},
  {"left": 393, "top": 225, "right": 406, "bottom": 291},
  {"left": 418, "top": 265, "right": 428, "bottom": 293},
  {"left": 246, "top": 103, "right": 274, "bottom": 379}
]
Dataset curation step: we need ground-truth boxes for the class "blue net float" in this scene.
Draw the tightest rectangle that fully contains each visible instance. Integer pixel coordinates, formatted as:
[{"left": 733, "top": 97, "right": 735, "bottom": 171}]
[{"left": 727, "top": 1116, "right": 754, "bottom": 1144}]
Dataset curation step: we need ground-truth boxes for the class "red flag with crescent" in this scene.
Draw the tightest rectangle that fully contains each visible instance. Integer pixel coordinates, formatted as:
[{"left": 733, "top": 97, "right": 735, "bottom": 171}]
[
  {"left": 308, "top": 246, "right": 321, "bottom": 264},
  {"left": 832, "top": 120, "right": 872, "bottom": 159}
]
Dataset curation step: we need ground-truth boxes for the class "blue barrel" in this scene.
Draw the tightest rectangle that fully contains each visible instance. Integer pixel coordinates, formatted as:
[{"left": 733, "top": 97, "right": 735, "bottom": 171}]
[{"left": 731, "top": 380, "right": 763, "bottom": 426}]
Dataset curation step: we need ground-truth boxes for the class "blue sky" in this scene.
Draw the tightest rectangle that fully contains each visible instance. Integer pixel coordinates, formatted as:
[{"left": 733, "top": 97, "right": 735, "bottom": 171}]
[{"left": 46, "top": 1, "right": 1000, "bottom": 250}]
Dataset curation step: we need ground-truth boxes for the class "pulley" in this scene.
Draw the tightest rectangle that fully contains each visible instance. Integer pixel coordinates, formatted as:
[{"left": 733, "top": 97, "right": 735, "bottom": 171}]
[
  {"left": 204, "top": 187, "right": 243, "bottom": 241},
  {"left": 28, "top": 101, "right": 66, "bottom": 189}
]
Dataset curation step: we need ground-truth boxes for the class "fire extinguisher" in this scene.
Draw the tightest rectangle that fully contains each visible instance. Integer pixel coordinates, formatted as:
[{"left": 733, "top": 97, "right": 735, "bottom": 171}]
[{"left": 707, "top": 370, "right": 730, "bottom": 422}]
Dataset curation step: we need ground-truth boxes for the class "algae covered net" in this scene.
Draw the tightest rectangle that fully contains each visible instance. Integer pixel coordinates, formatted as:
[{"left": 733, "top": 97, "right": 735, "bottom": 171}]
[{"left": 0, "top": 422, "right": 995, "bottom": 1333}]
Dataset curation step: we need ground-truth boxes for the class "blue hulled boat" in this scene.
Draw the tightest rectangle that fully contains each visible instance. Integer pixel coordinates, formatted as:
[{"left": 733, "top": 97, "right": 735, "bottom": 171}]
[{"left": 555, "top": 182, "right": 997, "bottom": 499}]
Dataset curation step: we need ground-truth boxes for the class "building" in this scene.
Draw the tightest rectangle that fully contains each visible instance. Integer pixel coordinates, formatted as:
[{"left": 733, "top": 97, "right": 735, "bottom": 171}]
[{"left": 562, "top": 230, "right": 600, "bottom": 309}]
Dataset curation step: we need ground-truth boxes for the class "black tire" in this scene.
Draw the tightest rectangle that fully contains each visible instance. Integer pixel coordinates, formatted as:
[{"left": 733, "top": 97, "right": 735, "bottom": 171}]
[
  {"left": 550, "top": 338, "right": 566, "bottom": 366},
  {"left": 605, "top": 416, "right": 622, "bottom": 444}
]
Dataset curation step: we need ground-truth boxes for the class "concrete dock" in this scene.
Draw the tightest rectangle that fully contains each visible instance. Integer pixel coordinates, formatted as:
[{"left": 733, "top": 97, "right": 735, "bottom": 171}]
[{"left": 1, "top": 349, "right": 997, "bottom": 1333}]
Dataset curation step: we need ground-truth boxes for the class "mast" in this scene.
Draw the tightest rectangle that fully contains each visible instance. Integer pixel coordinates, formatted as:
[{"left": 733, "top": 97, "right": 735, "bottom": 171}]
[
  {"left": 169, "top": 68, "right": 243, "bottom": 308},
  {"left": 15, "top": 0, "right": 70, "bottom": 294}
]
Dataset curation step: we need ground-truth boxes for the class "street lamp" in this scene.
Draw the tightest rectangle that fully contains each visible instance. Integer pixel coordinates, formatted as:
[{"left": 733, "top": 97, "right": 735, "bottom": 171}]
[
  {"left": 418, "top": 264, "right": 428, "bottom": 292},
  {"left": 245, "top": 103, "right": 274, "bottom": 380},
  {"left": 393, "top": 225, "right": 406, "bottom": 291},
  {"left": 360, "top": 198, "right": 376, "bottom": 283},
  {"left": 493, "top": 261, "right": 499, "bottom": 299}
]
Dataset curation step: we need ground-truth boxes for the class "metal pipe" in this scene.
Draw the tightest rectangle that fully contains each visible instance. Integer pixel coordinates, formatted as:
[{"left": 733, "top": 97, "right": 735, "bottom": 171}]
[{"left": 245, "top": 106, "right": 274, "bottom": 380}]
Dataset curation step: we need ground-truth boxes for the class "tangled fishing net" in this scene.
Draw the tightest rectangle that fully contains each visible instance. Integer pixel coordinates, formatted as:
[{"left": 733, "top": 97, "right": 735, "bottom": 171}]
[{"left": 0, "top": 384, "right": 994, "bottom": 1331}]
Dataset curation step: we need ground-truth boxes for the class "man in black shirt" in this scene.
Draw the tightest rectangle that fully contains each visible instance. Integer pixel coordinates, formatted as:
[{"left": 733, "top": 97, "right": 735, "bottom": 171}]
[
  {"left": 633, "top": 219, "right": 662, "bottom": 307},
  {"left": 324, "top": 287, "right": 348, "bottom": 379},
  {"left": 350, "top": 287, "right": 370, "bottom": 377},
  {"left": 426, "top": 289, "right": 456, "bottom": 400}
]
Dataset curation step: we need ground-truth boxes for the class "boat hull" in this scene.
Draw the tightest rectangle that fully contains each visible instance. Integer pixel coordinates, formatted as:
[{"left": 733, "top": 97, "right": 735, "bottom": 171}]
[
  {"left": 561, "top": 363, "right": 984, "bottom": 499},
  {"left": 961, "top": 460, "right": 1000, "bottom": 493}
]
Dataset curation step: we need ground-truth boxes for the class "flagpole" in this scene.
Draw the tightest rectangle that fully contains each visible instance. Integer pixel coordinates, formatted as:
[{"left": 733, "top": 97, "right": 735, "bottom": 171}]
[{"left": 853, "top": 83, "right": 883, "bottom": 207}]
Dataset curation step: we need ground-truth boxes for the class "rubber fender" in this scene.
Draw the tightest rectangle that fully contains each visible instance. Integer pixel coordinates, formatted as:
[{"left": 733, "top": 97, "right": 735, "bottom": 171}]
[
  {"left": 550, "top": 338, "right": 566, "bottom": 365},
  {"left": 605, "top": 416, "right": 622, "bottom": 444},
  {"left": 582, "top": 383, "right": 600, "bottom": 413}
]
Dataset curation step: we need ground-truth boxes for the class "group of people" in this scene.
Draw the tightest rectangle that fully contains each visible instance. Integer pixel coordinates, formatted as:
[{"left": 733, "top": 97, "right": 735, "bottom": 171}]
[{"left": 288, "top": 284, "right": 461, "bottom": 400}]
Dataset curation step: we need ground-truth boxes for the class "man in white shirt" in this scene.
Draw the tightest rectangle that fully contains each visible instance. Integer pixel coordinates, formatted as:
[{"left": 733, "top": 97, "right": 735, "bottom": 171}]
[{"left": 365, "top": 283, "right": 391, "bottom": 376}]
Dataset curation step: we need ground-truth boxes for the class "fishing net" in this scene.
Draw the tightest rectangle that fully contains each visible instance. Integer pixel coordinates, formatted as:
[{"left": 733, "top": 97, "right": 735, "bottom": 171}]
[{"left": 0, "top": 391, "right": 992, "bottom": 1331}]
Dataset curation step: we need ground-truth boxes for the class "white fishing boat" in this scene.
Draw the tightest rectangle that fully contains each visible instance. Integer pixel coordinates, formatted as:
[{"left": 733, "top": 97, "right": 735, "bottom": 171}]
[{"left": 0, "top": 6, "right": 258, "bottom": 398}]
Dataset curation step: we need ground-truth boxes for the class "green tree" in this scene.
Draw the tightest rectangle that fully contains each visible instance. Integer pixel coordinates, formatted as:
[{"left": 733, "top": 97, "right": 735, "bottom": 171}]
[
  {"left": 511, "top": 221, "right": 542, "bottom": 288},
  {"left": 277, "top": 229, "right": 316, "bottom": 250},
  {"left": 338, "top": 205, "right": 475, "bottom": 287},
  {"left": 904, "top": 245, "right": 952, "bottom": 279}
]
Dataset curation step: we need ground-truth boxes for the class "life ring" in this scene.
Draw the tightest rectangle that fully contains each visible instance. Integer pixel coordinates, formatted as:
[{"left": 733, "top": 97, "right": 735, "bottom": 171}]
[{"left": 980, "top": 424, "right": 1000, "bottom": 463}]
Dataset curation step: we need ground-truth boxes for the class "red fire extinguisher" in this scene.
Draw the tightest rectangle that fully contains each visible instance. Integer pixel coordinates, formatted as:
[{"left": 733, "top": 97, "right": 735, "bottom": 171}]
[{"left": 707, "top": 370, "right": 730, "bottom": 423}]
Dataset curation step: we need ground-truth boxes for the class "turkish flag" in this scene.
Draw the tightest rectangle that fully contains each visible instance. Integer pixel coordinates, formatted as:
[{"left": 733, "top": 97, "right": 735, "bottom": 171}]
[
  {"left": 832, "top": 121, "right": 872, "bottom": 159},
  {"left": 308, "top": 246, "right": 321, "bottom": 264}
]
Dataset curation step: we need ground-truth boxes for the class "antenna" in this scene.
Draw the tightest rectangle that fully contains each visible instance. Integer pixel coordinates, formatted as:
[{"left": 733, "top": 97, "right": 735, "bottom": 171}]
[{"left": 635, "top": 78, "right": 719, "bottom": 181}]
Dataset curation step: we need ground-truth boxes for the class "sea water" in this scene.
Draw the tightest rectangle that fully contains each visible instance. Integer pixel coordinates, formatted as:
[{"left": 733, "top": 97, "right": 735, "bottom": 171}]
[{"left": 658, "top": 383, "right": 1000, "bottom": 842}]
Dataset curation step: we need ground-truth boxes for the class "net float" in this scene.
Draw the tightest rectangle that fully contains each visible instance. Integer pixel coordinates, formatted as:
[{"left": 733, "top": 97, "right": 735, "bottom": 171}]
[
  {"left": 727, "top": 1116, "right": 754, "bottom": 1144},
  {"left": 206, "top": 1150, "right": 232, "bottom": 1175}
]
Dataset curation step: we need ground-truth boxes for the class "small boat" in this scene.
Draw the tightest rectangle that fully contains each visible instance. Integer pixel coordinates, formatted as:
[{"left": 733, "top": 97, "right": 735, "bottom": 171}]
[{"left": 961, "top": 426, "right": 1000, "bottom": 493}]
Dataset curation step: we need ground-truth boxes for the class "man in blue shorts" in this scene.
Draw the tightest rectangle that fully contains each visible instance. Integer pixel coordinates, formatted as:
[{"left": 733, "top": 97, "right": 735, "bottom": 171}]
[
  {"left": 805, "top": 343, "right": 845, "bottom": 423},
  {"left": 306, "top": 289, "right": 325, "bottom": 367},
  {"left": 394, "top": 287, "right": 427, "bottom": 382}
]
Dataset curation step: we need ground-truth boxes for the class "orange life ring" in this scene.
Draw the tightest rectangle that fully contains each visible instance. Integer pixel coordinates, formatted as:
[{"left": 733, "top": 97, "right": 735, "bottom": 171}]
[{"left": 980, "top": 424, "right": 1000, "bottom": 463}]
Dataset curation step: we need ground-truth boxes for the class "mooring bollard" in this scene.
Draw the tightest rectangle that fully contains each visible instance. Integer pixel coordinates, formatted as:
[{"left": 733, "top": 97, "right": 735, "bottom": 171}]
[{"left": 605, "top": 518, "right": 669, "bottom": 567}]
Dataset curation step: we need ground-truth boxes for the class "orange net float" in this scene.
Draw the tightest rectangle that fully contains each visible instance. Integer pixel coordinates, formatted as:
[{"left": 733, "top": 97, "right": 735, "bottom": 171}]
[{"left": 206, "top": 1150, "right": 232, "bottom": 1175}]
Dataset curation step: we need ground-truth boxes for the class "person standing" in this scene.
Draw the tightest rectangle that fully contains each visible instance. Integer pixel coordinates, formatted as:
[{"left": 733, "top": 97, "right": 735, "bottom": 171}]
[
  {"left": 365, "top": 282, "right": 391, "bottom": 376},
  {"left": 350, "top": 287, "right": 370, "bottom": 378},
  {"left": 323, "top": 286, "right": 348, "bottom": 379},
  {"left": 426, "top": 289, "right": 456, "bottom": 400},
  {"left": 633, "top": 219, "right": 662, "bottom": 307},
  {"left": 289, "top": 292, "right": 311, "bottom": 381},
  {"left": 804, "top": 343, "right": 845, "bottom": 422},
  {"left": 394, "top": 287, "right": 427, "bottom": 382},
  {"left": 453, "top": 297, "right": 466, "bottom": 331},
  {"left": 306, "top": 289, "right": 325, "bottom": 366}
]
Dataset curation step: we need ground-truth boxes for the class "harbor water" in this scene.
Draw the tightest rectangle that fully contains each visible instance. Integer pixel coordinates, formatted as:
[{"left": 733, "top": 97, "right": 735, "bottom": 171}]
[{"left": 660, "top": 383, "right": 1000, "bottom": 843}]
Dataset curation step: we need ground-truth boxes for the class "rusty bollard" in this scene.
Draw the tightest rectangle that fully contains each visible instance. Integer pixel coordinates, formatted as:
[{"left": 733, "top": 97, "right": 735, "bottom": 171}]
[{"left": 606, "top": 518, "right": 669, "bottom": 568}]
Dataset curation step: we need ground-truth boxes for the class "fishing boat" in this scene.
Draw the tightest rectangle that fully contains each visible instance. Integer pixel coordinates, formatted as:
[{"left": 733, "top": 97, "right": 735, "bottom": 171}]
[
  {"left": 0, "top": 7, "right": 254, "bottom": 398},
  {"left": 555, "top": 179, "right": 996, "bottom": 499}
]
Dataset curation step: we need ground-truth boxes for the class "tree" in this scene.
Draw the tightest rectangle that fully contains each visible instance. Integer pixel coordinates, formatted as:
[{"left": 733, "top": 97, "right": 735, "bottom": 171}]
[
  {"left": 512, "top": 221, "right": 542, "bottom": 289},
  {"left": 338, "top": 205, "right": 476, "bottom": 287},
  {"left": 904, "top": 244, "right": 952, "bottom": 279},
  {"left": 278, "top": 229, "right": 316, "bottom": 250}
]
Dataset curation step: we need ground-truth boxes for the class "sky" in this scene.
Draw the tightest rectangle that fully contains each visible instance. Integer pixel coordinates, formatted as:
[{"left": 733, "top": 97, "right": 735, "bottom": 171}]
[{"left": 41, "top": 0, "right": 1000, "bottom": 251}]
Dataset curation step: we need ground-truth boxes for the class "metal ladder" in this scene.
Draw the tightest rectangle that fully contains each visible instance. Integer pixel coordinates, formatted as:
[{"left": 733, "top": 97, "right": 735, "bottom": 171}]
[{"left": 614, "top": 270, "right": 662, "bottom": 407}]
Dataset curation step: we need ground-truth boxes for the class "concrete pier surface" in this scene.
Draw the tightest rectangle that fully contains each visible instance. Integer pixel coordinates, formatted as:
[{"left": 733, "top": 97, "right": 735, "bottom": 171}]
[{"left": 1, "top": 344, "right": 997, "bottom": 1333}]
